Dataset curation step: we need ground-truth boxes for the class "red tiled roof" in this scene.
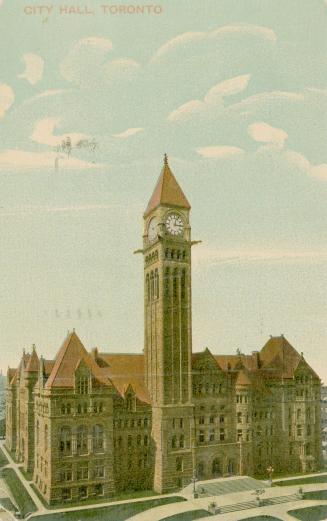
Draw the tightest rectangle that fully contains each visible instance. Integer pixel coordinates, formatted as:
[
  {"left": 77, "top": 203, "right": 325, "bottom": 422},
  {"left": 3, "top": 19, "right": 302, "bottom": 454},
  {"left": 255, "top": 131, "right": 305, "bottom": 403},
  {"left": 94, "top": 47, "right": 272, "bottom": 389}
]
[
  {"left": 45, "top": 332, "right": 112, "bottom": 389},
  {"left": 259, "top": 336, "right": 302, "bottom": 379},
  {"left": 144, "top": 159, "right": 190, "bottom": 216},
  {"left": 97, "top": 353, "right": 150, "bottom": 404}
]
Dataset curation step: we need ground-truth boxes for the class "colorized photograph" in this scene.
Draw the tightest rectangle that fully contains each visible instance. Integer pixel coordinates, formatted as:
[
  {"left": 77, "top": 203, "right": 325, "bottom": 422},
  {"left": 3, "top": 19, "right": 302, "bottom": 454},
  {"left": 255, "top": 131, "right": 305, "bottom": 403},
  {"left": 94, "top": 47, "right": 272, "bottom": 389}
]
[{"left": 0, "top": 1, "right": 327, "bottom": 520}]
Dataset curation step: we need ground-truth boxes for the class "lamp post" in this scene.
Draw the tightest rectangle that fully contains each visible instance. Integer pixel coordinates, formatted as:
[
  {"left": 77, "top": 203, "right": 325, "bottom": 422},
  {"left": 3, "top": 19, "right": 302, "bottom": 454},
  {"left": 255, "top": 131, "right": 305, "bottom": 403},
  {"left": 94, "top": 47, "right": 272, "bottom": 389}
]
[
  {"left": 267, "top": 465, "right": 274, "bottom": 487},
  {"left": 191, "top": 471, "right": 197, "bottom": 497}
]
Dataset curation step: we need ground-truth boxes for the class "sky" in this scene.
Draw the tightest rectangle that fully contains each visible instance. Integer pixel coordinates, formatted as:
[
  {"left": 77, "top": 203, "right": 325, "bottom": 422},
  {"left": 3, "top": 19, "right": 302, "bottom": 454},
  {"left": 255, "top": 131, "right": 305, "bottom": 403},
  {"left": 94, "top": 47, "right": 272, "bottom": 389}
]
[{"left": 0, "top": 0, "right": 326, "bottom": 382}]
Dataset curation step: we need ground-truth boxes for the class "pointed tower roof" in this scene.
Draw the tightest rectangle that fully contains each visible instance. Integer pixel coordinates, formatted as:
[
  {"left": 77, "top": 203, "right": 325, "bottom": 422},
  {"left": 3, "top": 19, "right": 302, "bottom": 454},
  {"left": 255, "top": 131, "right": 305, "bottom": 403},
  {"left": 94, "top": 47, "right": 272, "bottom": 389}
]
[
  {"left": 144, "top": 154, "right": 190, "bottom": 216},
  {"left": 25, "top": 345, "right": 39, "bottom": 373},
  {"left": 45, "top": 331, "right": 111, "bottom": 389}
]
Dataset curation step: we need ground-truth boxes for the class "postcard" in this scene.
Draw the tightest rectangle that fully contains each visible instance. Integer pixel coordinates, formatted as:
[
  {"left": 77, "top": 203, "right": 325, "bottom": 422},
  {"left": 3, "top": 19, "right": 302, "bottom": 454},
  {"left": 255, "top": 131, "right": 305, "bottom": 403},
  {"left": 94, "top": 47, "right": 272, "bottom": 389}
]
[{"left": 0, "top": 1, "right": 326, "bottom": 520}]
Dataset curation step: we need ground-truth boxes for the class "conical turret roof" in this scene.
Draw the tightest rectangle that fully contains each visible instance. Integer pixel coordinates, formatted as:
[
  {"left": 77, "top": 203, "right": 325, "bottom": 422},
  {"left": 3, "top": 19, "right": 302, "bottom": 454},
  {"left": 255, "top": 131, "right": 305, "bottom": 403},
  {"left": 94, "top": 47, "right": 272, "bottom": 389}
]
[{"left": 144, "top": 154, "right": 190, "bottom": 216}]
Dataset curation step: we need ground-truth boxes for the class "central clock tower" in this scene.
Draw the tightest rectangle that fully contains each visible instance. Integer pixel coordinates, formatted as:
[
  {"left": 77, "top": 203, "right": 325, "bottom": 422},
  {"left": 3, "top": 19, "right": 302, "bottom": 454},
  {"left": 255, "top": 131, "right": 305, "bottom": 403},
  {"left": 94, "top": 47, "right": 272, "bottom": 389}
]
[{"left": 142, "top": 155, "right": 194, "bottom": 492}]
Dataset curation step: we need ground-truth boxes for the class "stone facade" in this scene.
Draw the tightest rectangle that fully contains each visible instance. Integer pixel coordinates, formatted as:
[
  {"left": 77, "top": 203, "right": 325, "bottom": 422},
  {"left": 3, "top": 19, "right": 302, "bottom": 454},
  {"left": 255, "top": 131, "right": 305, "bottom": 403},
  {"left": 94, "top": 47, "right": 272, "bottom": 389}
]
[{"left": 5, "top": 158, "right": 322, "bottom": 504}]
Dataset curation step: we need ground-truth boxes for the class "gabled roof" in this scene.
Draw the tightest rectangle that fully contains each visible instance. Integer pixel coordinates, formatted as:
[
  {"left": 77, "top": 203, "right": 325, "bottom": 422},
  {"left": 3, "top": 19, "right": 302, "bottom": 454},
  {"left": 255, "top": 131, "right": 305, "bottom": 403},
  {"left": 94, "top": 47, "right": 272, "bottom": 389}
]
[
  {"left": 96, "top": 353, "right": 150, "bottom": 404},
  {"left": 45, "top": 331, "right": 111, "bottom": 389},
  {"left": 144, "top": 156, "right": 190, "bottom": 216},
  {"left": 192, "top": 348, "right": 223, "bottom": 372},
  {"left": 235, "top": 368, "right": 252, "bottom": 386},
  {"left": 259, "top": 336, "right": 301, "bottom": 379}
]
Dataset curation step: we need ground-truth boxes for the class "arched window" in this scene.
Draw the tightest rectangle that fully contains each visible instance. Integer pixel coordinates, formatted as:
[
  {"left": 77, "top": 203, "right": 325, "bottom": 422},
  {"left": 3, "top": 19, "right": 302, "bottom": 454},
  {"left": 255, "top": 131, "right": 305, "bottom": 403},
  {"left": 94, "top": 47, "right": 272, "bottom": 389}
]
[
  {"left": 173, "top": 268, "right": 178, "bottom": 298},
  {"left": 146, "top": 274, "right": 150, "bottom": 303},
  {"left": 93, "top": 424, "right": 104, "bottom": 452},
  {"left": 155, "top": 269, "right": 159, "bottom": 299},
  {"left": 59, "top": 426, "right": 72, "bottom": 455},
  {"left": 77, "top": 426, "right": 88, "bottom": 454},
  {"left": 181, "top": 269, "right": 186, "bottom": 299},
  {"left": 44, "top": 425, "right": 48, "bottom": 451},
  {"left": 150, "top": 271, "right": 154, "bottom": 301},
  {"left": 164, "top": 268, "right": 170, "bottom": 297}
]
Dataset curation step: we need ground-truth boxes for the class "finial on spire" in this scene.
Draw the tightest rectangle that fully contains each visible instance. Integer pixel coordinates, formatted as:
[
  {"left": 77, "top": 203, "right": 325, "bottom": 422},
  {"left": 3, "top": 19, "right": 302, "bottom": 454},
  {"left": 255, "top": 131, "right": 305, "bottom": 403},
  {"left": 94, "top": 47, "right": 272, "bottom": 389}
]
[
  {"left": 32, "top": 343, "right": 36, "bottom": 352},
  {"left": 164, "top": 153, "right": 168, "bottom": 166}
]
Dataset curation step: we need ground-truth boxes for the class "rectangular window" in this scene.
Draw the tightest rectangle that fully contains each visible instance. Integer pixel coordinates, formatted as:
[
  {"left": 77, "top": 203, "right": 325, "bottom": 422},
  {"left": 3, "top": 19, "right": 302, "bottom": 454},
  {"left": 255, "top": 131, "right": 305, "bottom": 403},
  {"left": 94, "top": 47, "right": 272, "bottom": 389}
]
[
  {"left": 94, "top": 462, "right": 104, "bottom": 478},
  {"left": 60, "top": 465, "right": 72, "bottom": 482},
  {"left": 209, "top": 430, "right": 215, "bottom": 442},
  {"left": 209, "top": 416, "right": 215, "bottom": 424},
  {"left": 94, "top": 483, "right": 103, "bottom": 496},
  {"left": 297, "top": 425, "right": 302, "bottom": 436},
  {"left": 77, "top": 463, "right": 88, "bottom": 481},
  {"left": 237, "top": 429, "right": 242, "bottom": 441},
  {"left": 219, "top": 415, "right": 224, "bottom": 424},
  {"left": 220, "top": 428, "right": 225, "bottom": 441},
  {"left": 62, "top": 488, "right": 71, "bottom": 501},
  {"left": 199, "top": 416, "right": 205, "bottom": 425},
  {"left": 78, "top": 486, "right": 87, "bottom": 499},
  {"left": 198, "top": 430, "right": 205, "bottom": 443}
]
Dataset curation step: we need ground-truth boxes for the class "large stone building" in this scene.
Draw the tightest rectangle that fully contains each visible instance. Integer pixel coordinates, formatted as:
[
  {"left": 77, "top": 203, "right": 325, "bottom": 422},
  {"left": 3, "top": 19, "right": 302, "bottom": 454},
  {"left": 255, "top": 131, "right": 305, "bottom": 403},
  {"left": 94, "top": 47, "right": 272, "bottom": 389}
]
[{"left": 5, "top": 157, "right": 322, "bottom": 504}]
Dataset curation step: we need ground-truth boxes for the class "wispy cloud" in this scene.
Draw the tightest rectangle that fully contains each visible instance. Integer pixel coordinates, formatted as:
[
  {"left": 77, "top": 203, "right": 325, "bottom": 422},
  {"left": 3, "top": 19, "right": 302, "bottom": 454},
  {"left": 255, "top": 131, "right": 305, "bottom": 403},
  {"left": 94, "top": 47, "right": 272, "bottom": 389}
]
[
  {"left": 248, "top": 121, "right": 288, "bottom": 147},
  {"left": 284, "top": 149, "right": 327, "bottom": 180},
  {"left": 22, "top": 89, "right": 73, "bottom": 105},
  {"left": 0, "top": 83, "right": 14, "bottom": 118},
  {"left": 168, "top": 74, "right": 251, "bottom": 122},
  {"left": 0, "top": 149, "right": 103, "bottom": 170},
  {"left": 18, "top": 53, "right": 44, "bottom": 85},
  {"left": 151, "top": 24, "right": 276, "bottom": 62},
  {"left": 197, "top": 145, "right": 245, "bottom": 159},
  {"left": 112, "top": 127, "right": 144, "bottom": 139},
  {"left": 31, "top": 117, "right": 89, "bottom": 147}
]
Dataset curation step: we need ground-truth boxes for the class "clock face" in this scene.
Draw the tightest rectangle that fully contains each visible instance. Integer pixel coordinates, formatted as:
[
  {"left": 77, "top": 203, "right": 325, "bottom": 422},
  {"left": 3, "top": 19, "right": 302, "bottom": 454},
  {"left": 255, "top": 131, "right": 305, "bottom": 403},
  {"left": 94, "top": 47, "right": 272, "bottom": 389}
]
[
  {"left": 148, "top": 217, "right": 157, "bottom": 241},
  {"left": 165, "top": 213, "right": 184, "bottom": 236}
]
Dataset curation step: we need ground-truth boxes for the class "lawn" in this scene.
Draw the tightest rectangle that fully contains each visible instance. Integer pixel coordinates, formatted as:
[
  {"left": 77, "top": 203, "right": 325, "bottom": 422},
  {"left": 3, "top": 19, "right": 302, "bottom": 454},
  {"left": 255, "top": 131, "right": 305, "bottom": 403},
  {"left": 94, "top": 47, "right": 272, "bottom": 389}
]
[
  {"left": 303, "top": 490, "right": 327, "bottom": 500},
  {"left": 288, "top": 505, "right": 327, "bottom": 520},
  {"left": 239, "top": 517, "right": 283, "bottom": 521},
  {"left": 29, "top": 496, "right": 186, "bottom": 521},
  {"left": 0, "top": 448, "right": 8, "bottom": 467},
  {"left": 161, "top": 510, "right": 212, "bottom": 521},
  {"left": 2, "top": 468, "right": 37, "bottom": 517},
  {"left": 274, "top": 475, "right": 327, "bottom": 487}
]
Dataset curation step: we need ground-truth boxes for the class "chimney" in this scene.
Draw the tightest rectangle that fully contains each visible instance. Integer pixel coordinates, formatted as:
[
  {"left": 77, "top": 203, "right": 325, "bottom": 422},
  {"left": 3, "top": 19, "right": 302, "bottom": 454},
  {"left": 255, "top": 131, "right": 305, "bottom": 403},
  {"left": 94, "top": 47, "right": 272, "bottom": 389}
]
[{"left": 252, "top": 351, "right": 260, "bottom": 369}]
